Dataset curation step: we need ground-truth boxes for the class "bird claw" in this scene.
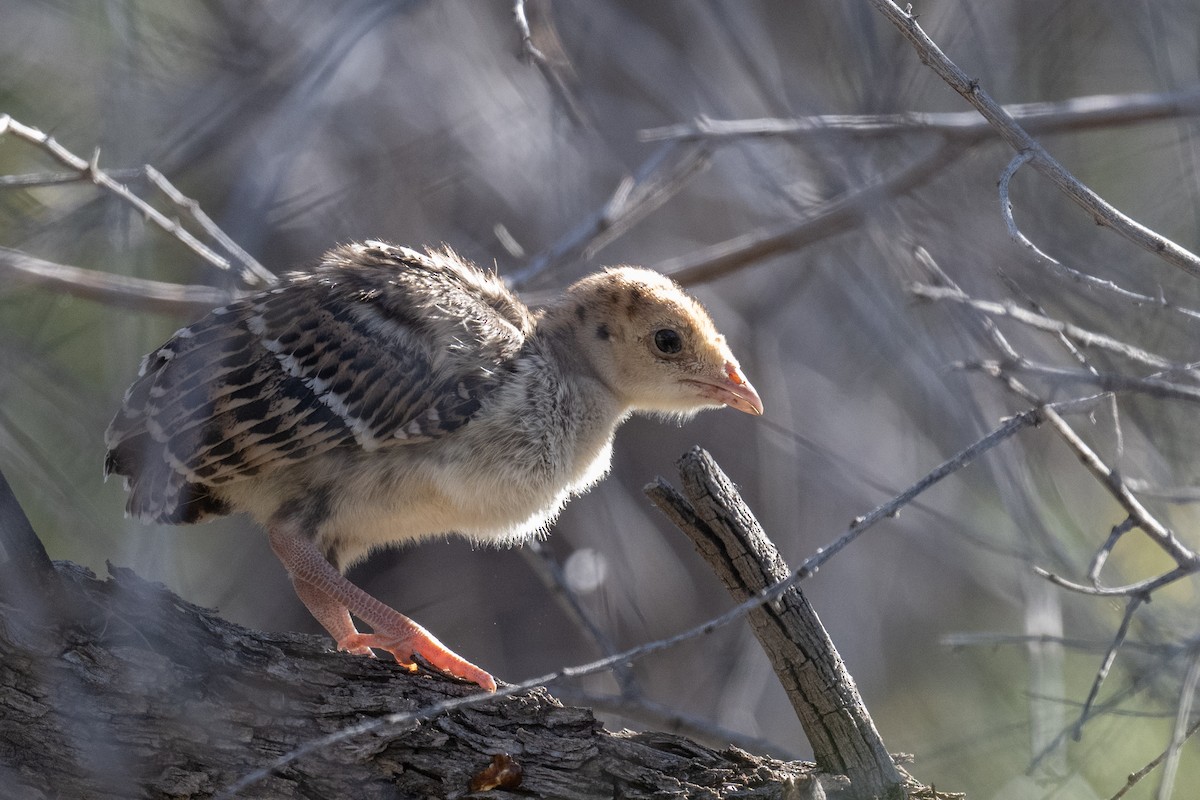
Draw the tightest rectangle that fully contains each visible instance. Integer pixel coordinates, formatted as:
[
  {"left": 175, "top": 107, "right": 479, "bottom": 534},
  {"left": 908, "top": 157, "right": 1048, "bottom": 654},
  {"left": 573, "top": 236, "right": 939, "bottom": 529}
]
[
  {"left": 335, "top": 634, "right": 378, "bottom": 658},
  {"left": 338, "top": 632, "right": 494, "bottom": 690}
]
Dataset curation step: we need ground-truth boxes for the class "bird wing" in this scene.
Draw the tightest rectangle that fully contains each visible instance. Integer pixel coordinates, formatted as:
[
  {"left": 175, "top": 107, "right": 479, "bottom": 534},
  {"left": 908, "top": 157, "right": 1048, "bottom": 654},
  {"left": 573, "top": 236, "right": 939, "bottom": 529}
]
[{"left": 104, "top": 243, "right": 533, "bottom": 522}]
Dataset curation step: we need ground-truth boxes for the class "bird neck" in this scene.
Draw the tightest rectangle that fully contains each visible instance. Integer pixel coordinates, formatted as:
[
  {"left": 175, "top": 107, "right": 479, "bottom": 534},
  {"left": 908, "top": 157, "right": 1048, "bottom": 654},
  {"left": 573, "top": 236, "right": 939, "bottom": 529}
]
[{"left": 528, "top": 314, "right": 629, "bottom": 420}]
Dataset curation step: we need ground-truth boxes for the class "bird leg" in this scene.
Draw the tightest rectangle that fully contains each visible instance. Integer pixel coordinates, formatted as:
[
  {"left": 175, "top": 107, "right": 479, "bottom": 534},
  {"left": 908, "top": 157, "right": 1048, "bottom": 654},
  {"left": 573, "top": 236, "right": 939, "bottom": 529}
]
[
  {"left": 267, "top": 525, "right": 497, "bottom": 691},
  {"left": 289, "top": 579, "right": 375, "bottom": 657}
]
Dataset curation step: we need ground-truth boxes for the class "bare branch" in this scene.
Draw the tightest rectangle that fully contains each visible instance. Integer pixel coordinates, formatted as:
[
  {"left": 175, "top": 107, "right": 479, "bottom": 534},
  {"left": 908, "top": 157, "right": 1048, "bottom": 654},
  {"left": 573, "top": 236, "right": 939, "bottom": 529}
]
[
  {"left": 1109, "top": 713, "right": 1200, "bottom": 799},
  {"left": 0, "top": 245, "right": 239, "bottom": 315},
  {"left": 1033, "top": 565, "right": 1192, "bottom": 598},
  {"left": 1087, "top": 518, "right": 1137, "bottom": 587},
  {"left": 0, "top": 167, "right": 141, "bottom": 187},
  {"left": 960, "top": 359, "right": 1200, "bottom": 405},
  {"left": 141, "top": 166, "right": 273, "bottom": 285},
  {"left": 1041, "top": 405, "right": 1196, "bottom": 568},
  {"left": 909, "top": 283, "right": 1187, "bottom": 372},
  {"left": 658, "top": 140, "right": 966, "bottom": 286},
  {"left": 868, "top": 0, "right": 1200, "bottom": 280},
  {"left": 641, "top": 88, "right": 1200, "bottom": 143},
  {"left": 995, "top": 153, "right": 1200, "bottom": 319},
  {"left": 646, "top": 449, "right": 904, "bottom": 795},
  {"left": 511, "top": 142, "right": 710, "bottom": 287},
  {"left": 0, "top": 114, "right": 272, "bottom": 286},
  {"left": 1074, "top": 595, "right": 1144, "bottom": 740},
  {"left": 511, "top": 0, "right": 586, "bottom": 126}
]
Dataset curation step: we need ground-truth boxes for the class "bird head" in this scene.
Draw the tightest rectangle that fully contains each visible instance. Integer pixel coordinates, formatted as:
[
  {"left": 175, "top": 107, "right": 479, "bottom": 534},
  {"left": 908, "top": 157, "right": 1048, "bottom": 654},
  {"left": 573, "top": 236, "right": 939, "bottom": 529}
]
[{"left": 553, "top": 267, "right": 763, "bottom": 420}]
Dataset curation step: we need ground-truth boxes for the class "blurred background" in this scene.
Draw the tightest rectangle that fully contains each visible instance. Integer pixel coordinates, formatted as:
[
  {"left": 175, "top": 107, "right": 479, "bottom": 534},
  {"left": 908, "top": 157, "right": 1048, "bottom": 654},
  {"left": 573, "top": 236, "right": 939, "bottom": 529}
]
[{"left": 4, "top": 1, "right": 1200, "bottom": 797}]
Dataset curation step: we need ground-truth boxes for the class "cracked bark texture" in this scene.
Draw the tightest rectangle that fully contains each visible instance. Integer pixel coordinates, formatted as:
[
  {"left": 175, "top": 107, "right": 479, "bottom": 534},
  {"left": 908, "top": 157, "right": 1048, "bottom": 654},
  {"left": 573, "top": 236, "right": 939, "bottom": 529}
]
[
  {"left": 0, "top": 468, "right": 824, "bottom": 800},
  {"left": 646, "top": 448, "right": 906, "bottom": 800}
]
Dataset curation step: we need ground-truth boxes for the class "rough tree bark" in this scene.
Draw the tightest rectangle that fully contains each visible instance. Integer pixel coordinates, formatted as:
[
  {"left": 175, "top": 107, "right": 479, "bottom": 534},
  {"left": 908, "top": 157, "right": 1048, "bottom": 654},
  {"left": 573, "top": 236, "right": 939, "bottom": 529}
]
[{"left": 0, "top": 458, "right": 945, "bottom": 799}]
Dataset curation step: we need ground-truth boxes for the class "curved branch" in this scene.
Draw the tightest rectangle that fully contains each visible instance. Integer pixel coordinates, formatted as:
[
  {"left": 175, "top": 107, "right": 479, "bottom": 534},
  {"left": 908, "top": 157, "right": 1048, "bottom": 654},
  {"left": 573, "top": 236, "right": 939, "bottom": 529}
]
[{"left": 868, "top": 0, "right": 1200, "bottom": 279}]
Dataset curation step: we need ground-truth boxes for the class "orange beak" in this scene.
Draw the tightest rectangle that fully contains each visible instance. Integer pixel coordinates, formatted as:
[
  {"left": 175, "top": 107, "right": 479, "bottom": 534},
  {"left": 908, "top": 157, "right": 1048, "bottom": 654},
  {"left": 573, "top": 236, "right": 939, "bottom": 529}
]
[{"left": 688, "top": 362, "right": 764, "bottom": 416}]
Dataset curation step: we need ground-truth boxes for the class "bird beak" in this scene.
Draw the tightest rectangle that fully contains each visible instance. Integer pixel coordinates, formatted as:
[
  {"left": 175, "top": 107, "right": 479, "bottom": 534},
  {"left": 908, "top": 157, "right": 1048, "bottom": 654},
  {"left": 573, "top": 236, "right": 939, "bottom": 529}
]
[{"left": 690, "top": 361, "right": 763, "bottom": 416}]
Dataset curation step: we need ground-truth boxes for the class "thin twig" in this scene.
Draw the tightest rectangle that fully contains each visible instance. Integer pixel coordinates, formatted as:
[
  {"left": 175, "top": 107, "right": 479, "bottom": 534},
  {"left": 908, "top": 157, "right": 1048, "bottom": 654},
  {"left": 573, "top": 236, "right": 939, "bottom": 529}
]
[
  {"left": 641, "top": 88, "right": 1200, "bottom": 143},
  {"left": 941, "top": 631, "right": 1174, "bottom": 656},
  {"left": 960, "top": 359, "right": 1200, "bottom": 406},
  {"left": 513, "top": 0, "right": 545, "bottom": 62},
  {"left": 1033, "top": 565, "right": 1192, "bottom": 598},
  {"left": 1088, "top": 518, "right": 1136, "bottom": 588},
  {"left": 868, "top": 0, "right": 1200, "bottom": 279},
  {"left": 142, "top": 166, "right": 273, "bottom": 285},
  {"left": 1073, "top": 595, "right": 1145, "bottom": 740},
  {"left": 218, "top": 411, "right": 1039, "bottom": 796},
  {"left": 1122, "top": 479, "right": 1200, "bottom": 504},
  {"left": 1109, "top": 717, "right": 1200, "bottom": 799},
  {"left": 1040, "top": 405, "right": 1197, "bottom": 569},
  {"left": 996, "top": 153, "right": 1200, "bottom": 320},
  {"left": 511, "top": 0, "right": 586, "bottom": 126}
]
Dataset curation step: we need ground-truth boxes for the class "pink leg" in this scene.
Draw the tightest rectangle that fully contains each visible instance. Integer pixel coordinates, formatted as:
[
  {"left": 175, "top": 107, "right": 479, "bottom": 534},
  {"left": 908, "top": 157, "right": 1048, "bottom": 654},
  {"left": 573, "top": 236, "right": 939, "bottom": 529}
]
[
  {"left": 268, "top": 524, "right": 496, "bottom": 692},
  {"left": 290, "top": 578, "right": 375, "bottom": 657}
]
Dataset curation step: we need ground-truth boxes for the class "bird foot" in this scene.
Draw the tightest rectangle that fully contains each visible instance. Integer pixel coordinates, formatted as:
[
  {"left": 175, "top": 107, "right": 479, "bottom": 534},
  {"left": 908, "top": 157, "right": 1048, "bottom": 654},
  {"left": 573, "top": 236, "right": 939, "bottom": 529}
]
[
  {"left": 335, "top": 637, "right": 378, "bottom": 658},
  {"left": 339, "top": 631, "right": 497, "bottom": 692}
]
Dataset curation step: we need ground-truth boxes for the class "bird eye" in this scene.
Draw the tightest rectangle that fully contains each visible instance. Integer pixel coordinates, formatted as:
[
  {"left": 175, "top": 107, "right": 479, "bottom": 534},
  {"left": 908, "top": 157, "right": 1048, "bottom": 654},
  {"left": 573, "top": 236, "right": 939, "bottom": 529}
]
[{"left": 653, "top": 329, "right": 683, "bottom": 354}]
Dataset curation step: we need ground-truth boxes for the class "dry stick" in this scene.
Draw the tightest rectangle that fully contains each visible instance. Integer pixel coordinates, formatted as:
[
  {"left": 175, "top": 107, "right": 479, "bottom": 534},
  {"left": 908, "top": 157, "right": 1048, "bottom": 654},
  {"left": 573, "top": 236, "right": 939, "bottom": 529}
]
[
  {"left": 1035, "top": 405, "right": 1196, "bottom": 569},
  {"left": 658, "top": 139, "right": 965, "bottom": 286},
  {"left": 641, "top": 88, "right": 1200, "bottom": 143},
  {"left": 219, "top": 412, "right": 1036, "bottom": 797},
  {"left": 0, "top": 114, "right": 273, "bottom": 287},
  {"left": 1073, "top": 595, "right": 1144, "bottom": 741},
  {"left": 909, "top": 284, "right": 1185, "bottom": 372},
  {"left": 141, "top": 166, "right": 273, "bottom": 286},
  {"left": 1109, "top": 718, "right": 1200, "bottom": 800},
  {"left": 1088, "top": 518, "right": 1137, "bottom": 588},
  {"left": 646, "top": 448, "right": 905, "bottom": 798},
  {"left": 0, "top": 245, "right": 240, "bottom": 314},
  {"left": 911, "top": 257, "right": 1177, "bottom": 585},
  {"left": 511, "top": 0, "right": 586, "bottom": 127},
  {"left": 868, "top": 0, "right": 1200, "bottom": 279}
]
